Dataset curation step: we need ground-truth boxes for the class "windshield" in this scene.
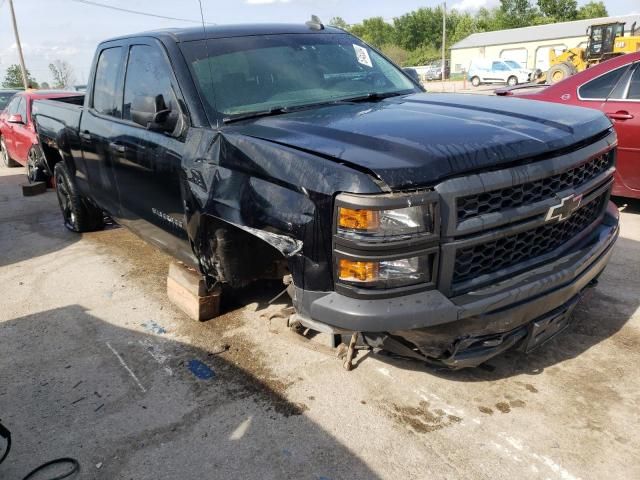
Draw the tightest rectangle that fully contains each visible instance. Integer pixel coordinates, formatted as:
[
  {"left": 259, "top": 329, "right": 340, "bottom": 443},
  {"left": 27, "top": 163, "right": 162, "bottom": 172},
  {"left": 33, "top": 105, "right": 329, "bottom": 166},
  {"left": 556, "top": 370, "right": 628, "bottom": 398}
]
[
  {"left": 181, "top": 33, "right": 418, "bottom": 120},
  {"left": 504, "top": 61, "right": 522, "bottom": 70},
  {"left": 0, "top": 92, "right": 17, "bottom": 110}
]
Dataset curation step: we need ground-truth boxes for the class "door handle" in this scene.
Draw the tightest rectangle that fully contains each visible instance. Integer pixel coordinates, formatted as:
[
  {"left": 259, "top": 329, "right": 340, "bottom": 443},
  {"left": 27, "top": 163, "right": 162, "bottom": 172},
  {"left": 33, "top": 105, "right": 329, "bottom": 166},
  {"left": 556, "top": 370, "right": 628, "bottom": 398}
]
[
  {"left": 109, "top": 142, "right": 126, "bottom": 154},
  {"left": 606, "top": 111, "right": 634, "bottom": 121},
  {"left": 79, "top": 130, "right": 91, "bottom": 141}
]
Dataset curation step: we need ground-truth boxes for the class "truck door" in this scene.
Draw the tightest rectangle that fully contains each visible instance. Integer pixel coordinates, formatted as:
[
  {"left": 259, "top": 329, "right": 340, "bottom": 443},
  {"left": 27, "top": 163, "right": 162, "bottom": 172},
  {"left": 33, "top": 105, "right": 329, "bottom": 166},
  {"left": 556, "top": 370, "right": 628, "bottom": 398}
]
[
  {"left": 80, "top": 45, "right": 125, "bottom": 217},
  {"left": 108, "top": 41, "right": 191, "bottom": 262},
  {"left": 604, "top": 63, "right": 640, "bottom": 196}
]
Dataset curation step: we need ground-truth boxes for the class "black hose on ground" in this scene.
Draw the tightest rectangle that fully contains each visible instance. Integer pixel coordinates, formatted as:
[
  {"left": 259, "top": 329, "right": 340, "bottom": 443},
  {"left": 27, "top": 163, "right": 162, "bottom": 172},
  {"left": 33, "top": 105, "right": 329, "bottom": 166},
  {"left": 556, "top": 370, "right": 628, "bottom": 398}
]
[{"left": 0, "top": 419, "right": 80, "bottom": 479}]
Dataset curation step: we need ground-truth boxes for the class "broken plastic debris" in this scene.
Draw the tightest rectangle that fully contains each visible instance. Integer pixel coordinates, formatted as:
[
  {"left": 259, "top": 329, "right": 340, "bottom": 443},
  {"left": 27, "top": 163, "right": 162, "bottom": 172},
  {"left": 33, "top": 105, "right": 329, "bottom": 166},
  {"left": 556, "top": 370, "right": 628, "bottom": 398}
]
[
  {"left": 188, "top": 360, "right": 215, "bottom": 380},
  {"left": 142, "top": 321, "right": 166, "bottom": 335}
]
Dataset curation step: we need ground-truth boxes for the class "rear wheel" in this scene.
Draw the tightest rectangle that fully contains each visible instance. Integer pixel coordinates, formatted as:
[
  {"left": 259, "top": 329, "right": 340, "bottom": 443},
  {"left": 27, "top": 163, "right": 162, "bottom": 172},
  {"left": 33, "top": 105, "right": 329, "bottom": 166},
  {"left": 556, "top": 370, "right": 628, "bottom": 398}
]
[
  {"left": 0, "top": 137, "right": 19, "bottom": 167},
  {"left": 54, "top": 162, "right": 104, "bottom": 232},
  {"left": 507, "top": 75, "right": 518, "bottom": 87},
  {"left": 26, "top": 146, "right": 48, "bottom": 183},
  {"left": 471, "top": 76, "right": 481, "bottom": 87},
  {"left": 547, "top": 62, "right": 574, "bottom": 84}
]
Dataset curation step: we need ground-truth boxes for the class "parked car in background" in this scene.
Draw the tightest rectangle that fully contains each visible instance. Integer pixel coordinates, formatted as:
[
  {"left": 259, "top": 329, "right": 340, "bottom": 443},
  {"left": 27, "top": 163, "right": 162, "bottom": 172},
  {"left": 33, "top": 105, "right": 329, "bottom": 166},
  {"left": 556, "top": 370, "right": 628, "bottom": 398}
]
[
  {"left": 0, "top": 90, "right": 83, "bottom": 180},
  {"left": 0, "top": 89, "right": 21, "bottom": 111},
  {"left": 425, "top": 61, "right": 450, "bottom": 81},
  {"left": 468, "top": 59, "right": 531, "bottom": 87},
  {"left": 496, "top": 52, "right": 640, "bottom": 199}
]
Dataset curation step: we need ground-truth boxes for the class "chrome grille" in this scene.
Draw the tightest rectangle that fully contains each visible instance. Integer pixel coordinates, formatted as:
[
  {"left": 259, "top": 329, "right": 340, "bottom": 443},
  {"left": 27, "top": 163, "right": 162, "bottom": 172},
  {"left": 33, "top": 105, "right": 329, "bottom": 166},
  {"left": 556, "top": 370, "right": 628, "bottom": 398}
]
[
  {"left": 453, "top": 193, "right": 606, "bottom": 284},
  {"left": 456, "top": 152, "right": 613, "bottom": 222}
]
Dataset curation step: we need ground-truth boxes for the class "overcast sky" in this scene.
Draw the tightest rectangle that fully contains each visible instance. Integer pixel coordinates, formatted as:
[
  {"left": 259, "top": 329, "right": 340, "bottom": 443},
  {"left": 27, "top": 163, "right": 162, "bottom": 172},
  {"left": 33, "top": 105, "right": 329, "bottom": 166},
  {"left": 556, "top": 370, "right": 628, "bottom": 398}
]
[{"left": 0, "top": 0, "right": 635, "bottom": 86}]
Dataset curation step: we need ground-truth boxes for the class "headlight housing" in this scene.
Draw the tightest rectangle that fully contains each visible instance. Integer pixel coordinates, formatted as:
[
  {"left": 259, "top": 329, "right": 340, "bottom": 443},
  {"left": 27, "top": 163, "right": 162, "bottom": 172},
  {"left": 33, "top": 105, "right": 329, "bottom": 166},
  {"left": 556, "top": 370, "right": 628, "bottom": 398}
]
[
  {"left": 338, "top": 255, "right": 432, "bottom": 289},
  {"left": 337, "top": 204, "right": 434, "bottom": 241},
  {"left": 333, "top": 191, "right": 439, "bottom": 296}
]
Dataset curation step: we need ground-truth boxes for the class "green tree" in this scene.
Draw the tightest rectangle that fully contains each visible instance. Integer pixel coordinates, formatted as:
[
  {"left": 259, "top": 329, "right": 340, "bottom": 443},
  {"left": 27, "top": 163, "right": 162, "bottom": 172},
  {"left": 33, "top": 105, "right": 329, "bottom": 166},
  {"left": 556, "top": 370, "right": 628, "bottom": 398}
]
[
  {"left": 394, "top": 7, "right": 450, "bottom": 50},
  {"left": 380, "top": 44, "right": 410, "bottom": 66},
  {"left": 49, "top": 60, "right": 75, "bottom": 89},
  {"left": 2, "top": 64, "right": 38, "bottom": 89},
  {"left": 537, "top": 0, "right": 577, "bottom": 22},
  {"left": 451, "top": 12, "right": 476, "bottom": 44},
  {"left": 405, "top": 45, "right": 441, "bottom": 66},
  {"left": 497, "top": 0, "right": 539, "bottom": 29},
  {"left": 350, "top": 17, "right": 395, "bottom": 48},
  {"left": 329, "top": 16, "right": 349, "bottom": 30},
  {"left": 475, "top": 7, "right": 502, "bottom": 32},
  {"left": 577, "top": 1, "right": 608, "bottom": 20}
]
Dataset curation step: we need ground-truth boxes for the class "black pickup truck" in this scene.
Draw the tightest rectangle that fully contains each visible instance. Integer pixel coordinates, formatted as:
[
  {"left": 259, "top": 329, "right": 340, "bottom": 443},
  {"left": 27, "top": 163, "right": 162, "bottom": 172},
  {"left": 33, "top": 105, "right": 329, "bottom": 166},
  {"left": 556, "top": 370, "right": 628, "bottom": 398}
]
[{"left": 33, "top": 22, "right": 619, "bottom": 368}]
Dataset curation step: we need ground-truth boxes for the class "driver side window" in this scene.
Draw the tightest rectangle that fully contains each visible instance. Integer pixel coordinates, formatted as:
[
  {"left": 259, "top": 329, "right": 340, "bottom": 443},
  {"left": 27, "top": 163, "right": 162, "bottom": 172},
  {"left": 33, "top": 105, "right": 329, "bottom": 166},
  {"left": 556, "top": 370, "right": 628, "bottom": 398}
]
[
  {"left": 6, "top": 96, "right": 20, "bottom": 115},
  {"left": 123, "top": 44, "right": 178, "bottom": 129},
  {"left": 16, "top": 98, "right": 27, "bottom": 123}
]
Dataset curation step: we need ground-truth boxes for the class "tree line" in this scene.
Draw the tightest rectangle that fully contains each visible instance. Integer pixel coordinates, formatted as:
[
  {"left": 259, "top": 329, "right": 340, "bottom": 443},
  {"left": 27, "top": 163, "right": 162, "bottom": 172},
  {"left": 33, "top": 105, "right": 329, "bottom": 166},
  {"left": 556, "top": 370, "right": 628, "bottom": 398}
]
[
  {"left": 2, "top": 60, "right": 76, "bottom": 89},
  {"left": 330, "top": 0, "right": 609, "bottom": 66}
]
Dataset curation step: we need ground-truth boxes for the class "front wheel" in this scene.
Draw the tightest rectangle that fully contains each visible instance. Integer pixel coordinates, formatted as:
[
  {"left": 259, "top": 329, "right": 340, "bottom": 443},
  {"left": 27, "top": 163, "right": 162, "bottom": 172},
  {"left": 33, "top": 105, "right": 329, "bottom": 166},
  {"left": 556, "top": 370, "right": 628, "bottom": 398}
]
[
  {"left": 54, "top": 162, "right": 104, "bottom": 232},
  {"left": 26, "top": 146, "right": 48, "bottom": 183},
  {"left": 471, "top": 76, "right": 481, "bottom": 87},
  {"left": 507, "top": 76, "right": 518, "bottom": 87}
]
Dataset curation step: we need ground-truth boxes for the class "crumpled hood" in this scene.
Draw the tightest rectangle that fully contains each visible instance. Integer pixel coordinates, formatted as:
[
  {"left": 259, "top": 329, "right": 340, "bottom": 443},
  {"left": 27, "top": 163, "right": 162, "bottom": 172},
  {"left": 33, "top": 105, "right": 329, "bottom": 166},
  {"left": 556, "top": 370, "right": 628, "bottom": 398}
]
[{"left": 229, "top": 93, "right": 613, "bottom": 190}]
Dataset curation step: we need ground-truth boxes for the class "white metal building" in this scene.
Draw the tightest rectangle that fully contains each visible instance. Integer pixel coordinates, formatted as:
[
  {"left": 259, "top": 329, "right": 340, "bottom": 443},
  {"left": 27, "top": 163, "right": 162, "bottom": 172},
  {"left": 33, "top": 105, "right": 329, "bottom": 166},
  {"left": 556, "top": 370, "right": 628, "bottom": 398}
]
[{"left": 450, "top": 14, "right": 640, "bottom": 74}]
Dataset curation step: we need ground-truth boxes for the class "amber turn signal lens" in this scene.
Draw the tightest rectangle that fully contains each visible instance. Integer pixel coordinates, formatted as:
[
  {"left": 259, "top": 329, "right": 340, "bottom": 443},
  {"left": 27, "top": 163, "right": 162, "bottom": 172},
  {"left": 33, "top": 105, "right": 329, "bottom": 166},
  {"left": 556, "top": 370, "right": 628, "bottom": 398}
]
[
  {"left": 338, "top": 259, "right": 379, "bottom": 282},
  {"left": 338, "top": 207, "right": 380, "bottom": 231}
]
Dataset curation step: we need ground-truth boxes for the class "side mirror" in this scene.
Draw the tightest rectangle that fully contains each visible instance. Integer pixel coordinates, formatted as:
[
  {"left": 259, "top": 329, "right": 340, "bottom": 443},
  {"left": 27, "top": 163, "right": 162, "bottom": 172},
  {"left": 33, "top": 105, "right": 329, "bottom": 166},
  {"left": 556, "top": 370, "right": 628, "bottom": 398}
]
[
  {"left": 130, "top": 94, "right": 174, "bottom": 132},
  {"left": 403, "top": 67, "right": 421, "bottom": 84},
  {"left": 8, "top": 114, "right": 23, "bottom": 124}
]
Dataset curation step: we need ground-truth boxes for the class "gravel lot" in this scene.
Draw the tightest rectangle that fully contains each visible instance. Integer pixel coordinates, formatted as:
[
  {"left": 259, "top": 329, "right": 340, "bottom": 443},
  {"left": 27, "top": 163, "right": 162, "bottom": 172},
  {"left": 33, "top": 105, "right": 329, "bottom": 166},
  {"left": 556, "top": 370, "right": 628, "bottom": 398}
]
[{"left": 1, "top": 166, "right": 639, "bottom": 480}]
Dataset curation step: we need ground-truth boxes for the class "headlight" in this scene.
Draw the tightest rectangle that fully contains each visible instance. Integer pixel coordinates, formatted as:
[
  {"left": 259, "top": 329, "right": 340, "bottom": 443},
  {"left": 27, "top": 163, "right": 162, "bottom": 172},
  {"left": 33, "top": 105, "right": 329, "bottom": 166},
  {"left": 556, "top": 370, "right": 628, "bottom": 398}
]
[
  {"left": 337, "top": 203, "right": 435, "bottom": 242},
  {"left": 333, "top": 191, "right": 439, "bottom": 295},
  {"left": 338, "top": 255, "right": 431, "bottom": 289}
]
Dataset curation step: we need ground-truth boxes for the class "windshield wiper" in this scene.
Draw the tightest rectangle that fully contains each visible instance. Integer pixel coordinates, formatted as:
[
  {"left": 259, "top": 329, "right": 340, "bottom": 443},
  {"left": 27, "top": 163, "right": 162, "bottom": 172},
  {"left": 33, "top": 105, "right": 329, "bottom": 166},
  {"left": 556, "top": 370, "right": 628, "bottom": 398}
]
[
  {"left": 337, "top": 90, "right": 411, "bottom": 103},
  {"left": 222, "top": 90, "right": 412, "bottom": 123},
  {"left": 223, "top": 106, "right": 292, "bottom": 124}
]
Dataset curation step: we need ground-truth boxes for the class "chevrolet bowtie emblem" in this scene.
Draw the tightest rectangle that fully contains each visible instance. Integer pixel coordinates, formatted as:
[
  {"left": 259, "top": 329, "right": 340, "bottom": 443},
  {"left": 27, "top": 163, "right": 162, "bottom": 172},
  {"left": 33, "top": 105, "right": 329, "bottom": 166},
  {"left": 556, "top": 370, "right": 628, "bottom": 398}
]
[{"left": 545, "top": 194, "right": 583, "bottom": 222}]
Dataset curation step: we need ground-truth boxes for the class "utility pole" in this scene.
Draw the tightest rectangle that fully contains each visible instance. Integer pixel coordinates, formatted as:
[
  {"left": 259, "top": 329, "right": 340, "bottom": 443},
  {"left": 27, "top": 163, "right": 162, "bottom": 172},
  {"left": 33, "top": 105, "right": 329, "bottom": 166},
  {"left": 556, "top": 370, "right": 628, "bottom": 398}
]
[
  {"left": 8, "top": 0, "right": 29, "bottom": 90},
  {"left": 442, "top": 1, "right": 446, "bottom": 86}
]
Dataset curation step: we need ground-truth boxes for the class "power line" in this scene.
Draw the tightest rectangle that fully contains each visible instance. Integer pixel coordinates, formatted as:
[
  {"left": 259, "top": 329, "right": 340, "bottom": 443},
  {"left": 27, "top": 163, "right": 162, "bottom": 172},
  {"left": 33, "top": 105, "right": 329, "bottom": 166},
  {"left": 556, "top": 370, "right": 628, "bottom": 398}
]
[{"left": 69, "top": 0, "right": 206, "bottom": 24}]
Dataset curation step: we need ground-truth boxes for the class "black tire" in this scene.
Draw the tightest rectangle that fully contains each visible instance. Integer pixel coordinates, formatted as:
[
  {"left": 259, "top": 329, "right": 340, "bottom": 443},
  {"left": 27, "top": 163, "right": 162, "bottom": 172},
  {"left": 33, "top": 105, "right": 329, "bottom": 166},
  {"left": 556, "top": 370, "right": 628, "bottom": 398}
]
[
  {"left": 507, "top": 75, "right": 518, "bottom": 87},
  {"left": 54, "top": 162, "right": 104, "bottom": 232},
  {"left": 0, "top": 137, "right": 19, "bottom": 167},
  {"left": 471, "top": 76, "right": 481, "bottom": 87},
  {"left": 26, "top": 146, "right": 48, "bottom": 183},
  {"left": 547, "top": 62, "right": 574, "bottom": 84}
]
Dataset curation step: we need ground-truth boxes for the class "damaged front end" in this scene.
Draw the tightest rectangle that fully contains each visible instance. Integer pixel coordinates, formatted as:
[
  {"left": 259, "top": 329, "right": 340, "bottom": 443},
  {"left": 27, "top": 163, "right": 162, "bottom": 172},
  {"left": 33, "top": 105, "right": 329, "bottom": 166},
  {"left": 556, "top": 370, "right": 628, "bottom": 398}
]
[
  {"left": 178, "top": 119, "right": 619, "bottom": 371},
  {"left": 179, "top": 127, "right": 383, "bottom": 290}
]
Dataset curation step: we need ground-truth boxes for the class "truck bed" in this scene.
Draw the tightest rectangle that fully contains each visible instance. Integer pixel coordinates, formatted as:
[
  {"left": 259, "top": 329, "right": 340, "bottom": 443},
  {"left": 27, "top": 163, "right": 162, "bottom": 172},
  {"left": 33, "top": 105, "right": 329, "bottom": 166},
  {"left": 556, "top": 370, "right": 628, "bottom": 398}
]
[{"left": 32, "top": 97, "right": 84, "bottom": 174}]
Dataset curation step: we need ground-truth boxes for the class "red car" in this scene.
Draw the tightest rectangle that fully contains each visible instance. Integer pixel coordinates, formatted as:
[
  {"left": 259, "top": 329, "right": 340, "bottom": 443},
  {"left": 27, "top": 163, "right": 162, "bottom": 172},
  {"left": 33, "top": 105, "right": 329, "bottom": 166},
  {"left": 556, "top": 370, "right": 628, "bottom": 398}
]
[
  {"left": 0, "top": 90, "right": 82, "bottom": 183},
  {"left": 497, "top": 52, "right": 640, "bottom": 199}
]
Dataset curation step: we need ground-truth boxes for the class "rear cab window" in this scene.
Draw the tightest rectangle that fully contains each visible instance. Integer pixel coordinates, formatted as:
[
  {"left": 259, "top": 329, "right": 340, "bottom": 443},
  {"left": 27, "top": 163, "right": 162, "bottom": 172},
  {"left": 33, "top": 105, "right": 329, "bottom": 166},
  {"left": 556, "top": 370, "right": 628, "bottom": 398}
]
[{"left": 92, "top": 46, "right": 124, "bottom": 117}]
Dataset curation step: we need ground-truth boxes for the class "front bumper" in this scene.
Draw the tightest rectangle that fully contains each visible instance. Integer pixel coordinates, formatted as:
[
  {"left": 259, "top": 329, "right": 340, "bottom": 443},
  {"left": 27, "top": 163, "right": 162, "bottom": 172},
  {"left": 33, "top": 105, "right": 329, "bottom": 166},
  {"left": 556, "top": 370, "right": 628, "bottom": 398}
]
[{"left": 294, "top": 203, "right": 619, "bottom": 368}]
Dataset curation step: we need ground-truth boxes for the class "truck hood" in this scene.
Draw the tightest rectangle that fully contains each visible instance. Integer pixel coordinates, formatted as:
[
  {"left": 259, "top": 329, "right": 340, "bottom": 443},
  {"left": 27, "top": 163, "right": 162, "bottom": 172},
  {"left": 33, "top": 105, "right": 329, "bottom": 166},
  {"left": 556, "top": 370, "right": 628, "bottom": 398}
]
[{"left": 230, "top": 93, "right": 613, "bottom": 190}]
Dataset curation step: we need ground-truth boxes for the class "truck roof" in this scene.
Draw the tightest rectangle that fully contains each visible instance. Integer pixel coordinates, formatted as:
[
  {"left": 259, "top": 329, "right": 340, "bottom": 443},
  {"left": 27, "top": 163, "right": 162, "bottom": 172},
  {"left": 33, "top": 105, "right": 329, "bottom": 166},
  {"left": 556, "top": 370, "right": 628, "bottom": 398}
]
[{"left": 103, "top": 23, "right": 346, "bottom": 44}]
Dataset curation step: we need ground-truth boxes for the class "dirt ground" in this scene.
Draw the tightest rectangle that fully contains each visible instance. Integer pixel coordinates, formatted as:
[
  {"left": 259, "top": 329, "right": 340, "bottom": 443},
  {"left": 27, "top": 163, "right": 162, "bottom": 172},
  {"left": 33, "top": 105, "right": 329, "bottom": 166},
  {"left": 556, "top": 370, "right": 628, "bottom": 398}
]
[{"left": 1, "top": 167, "right": 639, "bottom": 480}]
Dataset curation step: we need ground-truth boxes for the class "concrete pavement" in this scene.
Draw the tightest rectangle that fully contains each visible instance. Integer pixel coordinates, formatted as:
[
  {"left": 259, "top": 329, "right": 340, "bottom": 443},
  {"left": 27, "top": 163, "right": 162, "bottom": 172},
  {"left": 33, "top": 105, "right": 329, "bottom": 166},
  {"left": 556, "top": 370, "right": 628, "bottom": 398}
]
[{"left": 1, "top": 167, "right": 639, "bottom": 480}]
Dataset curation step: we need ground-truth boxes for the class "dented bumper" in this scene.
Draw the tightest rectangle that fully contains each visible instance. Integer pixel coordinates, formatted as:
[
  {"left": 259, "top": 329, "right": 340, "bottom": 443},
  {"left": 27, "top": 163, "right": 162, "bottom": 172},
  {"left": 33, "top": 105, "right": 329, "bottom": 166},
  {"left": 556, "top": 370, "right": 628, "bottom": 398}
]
[{"left": 294, "top": 206, "right": 619, "bottom": 368}]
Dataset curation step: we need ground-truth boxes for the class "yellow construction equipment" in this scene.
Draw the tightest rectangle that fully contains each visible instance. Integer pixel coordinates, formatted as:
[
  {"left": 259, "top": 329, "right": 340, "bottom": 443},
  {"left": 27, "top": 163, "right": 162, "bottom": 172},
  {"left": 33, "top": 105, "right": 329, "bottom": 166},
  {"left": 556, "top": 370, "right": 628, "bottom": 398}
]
[{"left": 540, "top": 21, "right": 640, "bottom": 84}]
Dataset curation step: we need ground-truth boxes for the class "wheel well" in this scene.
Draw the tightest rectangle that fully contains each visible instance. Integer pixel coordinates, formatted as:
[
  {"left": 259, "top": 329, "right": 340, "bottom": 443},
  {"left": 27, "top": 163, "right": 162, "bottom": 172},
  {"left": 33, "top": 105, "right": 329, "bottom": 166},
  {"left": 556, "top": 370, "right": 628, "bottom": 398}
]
[
  {"left": 197, "top": 216, "right": 290, "bottom": 289},
  {"left": 40, "top": 143, "right": 63, "bottom": 174}
]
